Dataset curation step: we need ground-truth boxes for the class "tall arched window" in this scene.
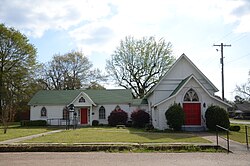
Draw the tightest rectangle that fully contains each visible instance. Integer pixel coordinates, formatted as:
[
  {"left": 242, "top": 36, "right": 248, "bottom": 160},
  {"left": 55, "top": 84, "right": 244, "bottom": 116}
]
[
  {"left": 41, "top": 107, "right": 47, "bottom": 117},
  {"left": 99, "top": 106, "right": 106, "bottom": 119},
  {"left": 184, "top": 88, "right": 199, "bottom": 101}
]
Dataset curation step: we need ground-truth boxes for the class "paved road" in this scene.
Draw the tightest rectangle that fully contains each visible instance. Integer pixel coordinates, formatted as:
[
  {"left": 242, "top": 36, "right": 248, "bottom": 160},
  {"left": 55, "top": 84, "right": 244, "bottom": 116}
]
[{"left": 0, "top": 152, "right": 249, "bottom": 166}]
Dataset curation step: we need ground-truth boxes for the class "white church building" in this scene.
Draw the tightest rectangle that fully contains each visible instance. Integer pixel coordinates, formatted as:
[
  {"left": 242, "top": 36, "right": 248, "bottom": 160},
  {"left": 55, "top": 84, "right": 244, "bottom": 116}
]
[{"left": 28, "top": 54, "right": 231, "bottom": 131}]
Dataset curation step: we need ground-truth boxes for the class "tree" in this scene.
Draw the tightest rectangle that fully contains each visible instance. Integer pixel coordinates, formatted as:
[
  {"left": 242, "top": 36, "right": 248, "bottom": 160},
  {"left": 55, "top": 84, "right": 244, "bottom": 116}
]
[
  {"left": 86, "top": 82, "right": 106, "bottom": 90},
  {"left": 0, "top": 24, "right": 37, "bottom": 133},
  {"left": 40, "top": 51, "right": 106, "bottom": 90},
  {"left": 106, "top": 36, "right": 175, "bottom": 98},
  {"left": 235, "top": 70, "right": 250, "bottom": 101}
]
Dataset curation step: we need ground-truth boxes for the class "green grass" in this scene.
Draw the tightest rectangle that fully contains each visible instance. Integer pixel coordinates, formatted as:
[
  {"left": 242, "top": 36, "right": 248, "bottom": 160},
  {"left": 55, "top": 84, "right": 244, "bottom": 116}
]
[
  {"left": 226, "top": 124, "right": 250, "bottom": 143},
  {"left": 0, "top": 124, "right": 59, "bottom": 142},
  {"left": 23, "top": 127, "right": 210, "bottom": 143}
]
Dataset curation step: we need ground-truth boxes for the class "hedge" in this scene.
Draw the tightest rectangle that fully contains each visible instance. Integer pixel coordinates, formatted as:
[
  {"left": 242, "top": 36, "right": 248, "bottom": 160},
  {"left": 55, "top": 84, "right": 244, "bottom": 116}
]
[{"left": 20, "top": 120, "right": 47, "bottom": 126}]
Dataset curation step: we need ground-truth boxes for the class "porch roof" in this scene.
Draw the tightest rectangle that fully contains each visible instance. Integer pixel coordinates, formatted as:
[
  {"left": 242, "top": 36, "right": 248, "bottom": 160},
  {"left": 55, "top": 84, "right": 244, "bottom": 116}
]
[{"left": 28, "top": 89, "right": 133, "bottom": 106}]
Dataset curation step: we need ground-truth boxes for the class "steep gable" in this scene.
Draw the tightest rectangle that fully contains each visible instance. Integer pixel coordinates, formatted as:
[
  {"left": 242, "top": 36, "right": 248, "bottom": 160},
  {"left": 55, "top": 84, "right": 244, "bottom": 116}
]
[{"left": 147, "top": 54, "right": 219, "bottom": 104}]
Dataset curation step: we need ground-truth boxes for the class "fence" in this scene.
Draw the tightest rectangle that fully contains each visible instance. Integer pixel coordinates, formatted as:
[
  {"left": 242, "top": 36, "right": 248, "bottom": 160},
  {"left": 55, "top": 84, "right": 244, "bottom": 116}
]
[
  {"left": 216, "top": 125, "right": 230, "bottom": 153},
  {"left": 246, "top": 126, "right": 250, "bottom": 150}
]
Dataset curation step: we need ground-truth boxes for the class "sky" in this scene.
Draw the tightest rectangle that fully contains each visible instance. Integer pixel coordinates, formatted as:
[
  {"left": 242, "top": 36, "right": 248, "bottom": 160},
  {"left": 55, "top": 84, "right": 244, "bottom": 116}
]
[{"left": 0, "top": 0, "right": 250, "bottom": 101}]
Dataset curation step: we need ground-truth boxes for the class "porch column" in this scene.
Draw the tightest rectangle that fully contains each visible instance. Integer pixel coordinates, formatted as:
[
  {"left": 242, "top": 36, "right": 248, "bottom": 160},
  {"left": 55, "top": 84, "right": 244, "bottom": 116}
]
[{"left": 89, "top": 106, "right": 93, "bottom": 126}]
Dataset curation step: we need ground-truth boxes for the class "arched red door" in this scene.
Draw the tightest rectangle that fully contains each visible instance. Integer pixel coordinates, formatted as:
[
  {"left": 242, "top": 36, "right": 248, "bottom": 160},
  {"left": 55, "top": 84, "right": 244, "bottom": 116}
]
[{"left": 183, "top": 88, "right": 201, "bottom": 125}]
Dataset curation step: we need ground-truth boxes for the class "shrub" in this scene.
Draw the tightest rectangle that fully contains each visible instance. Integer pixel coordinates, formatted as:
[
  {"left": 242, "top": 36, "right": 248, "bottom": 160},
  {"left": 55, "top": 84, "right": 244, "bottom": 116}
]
[
  {"left": 145, "top": 123, "right": 154, "bottom": 131},
  {"left": 165, "top": 103, "right": 185, "bottom": 131},
  {"left": 205, "top": 105, "right": 230, "bottom": 131},
  {"left": 131, "top": 109, "right": 150, "bottom": 128},
  {"left": 229, "top": 125, "right": 241, "bottom": 132},
  {"left": 20, "top": 120, "right": 47, "bottom": 126},
  {"left": 92, "top": 120, "right": 99, "bottom": 126},
  {"left": 108, "top": 109, "right": 128, "bottom": 126}
]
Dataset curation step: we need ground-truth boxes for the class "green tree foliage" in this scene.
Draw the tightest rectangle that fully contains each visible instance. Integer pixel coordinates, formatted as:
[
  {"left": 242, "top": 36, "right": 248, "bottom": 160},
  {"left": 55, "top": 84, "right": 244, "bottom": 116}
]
[
  {"left": 165, "top": 103, "right": 185, "bottom": 131},
  {"left": 106, "top": 36, "right": 175, "bottom": 98},
  {"left": 0, "top": 24, "right": 37, "bottom": 133},
  {"left": 205, "top": 105, "right": 230, "bottom": 131},
  {"left": 40, "top": 51, "right": 106, "bottom": 90}
]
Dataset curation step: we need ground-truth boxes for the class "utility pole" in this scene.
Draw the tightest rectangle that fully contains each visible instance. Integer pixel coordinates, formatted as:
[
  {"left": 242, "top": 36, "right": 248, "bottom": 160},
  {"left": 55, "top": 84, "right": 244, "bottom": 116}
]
[{"left": 213, "top": 43, "right": 231, "bottom": 101}]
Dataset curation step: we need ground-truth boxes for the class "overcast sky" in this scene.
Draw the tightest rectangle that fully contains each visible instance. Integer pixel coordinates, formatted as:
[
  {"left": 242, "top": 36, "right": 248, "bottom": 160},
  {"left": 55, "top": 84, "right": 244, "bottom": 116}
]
[{"left": 0, "top": 0, "right": 250, "bottom": 101}]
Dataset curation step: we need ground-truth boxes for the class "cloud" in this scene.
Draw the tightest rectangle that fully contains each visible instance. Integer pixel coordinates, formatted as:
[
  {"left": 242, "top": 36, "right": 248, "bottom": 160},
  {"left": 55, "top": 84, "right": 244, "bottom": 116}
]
[{"left": 0, "top": 0, "right": 112, "bottom": 37}]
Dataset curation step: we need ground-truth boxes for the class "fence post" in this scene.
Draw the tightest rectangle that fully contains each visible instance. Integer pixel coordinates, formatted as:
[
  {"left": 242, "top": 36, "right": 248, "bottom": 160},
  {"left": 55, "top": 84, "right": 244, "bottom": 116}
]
[
  {"left": 227, "top": 130, "right": 230, "bottom": 153},
  {"left": 216, "top": 126, "right": 218, "bottom": 147},
  {"left": 246, "top": 126, "right": 249, "bottom": 150}
]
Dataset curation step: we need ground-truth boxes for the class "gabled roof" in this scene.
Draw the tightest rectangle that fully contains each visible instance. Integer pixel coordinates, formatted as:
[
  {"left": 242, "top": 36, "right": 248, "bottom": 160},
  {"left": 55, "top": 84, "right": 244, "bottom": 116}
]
[
  {"left": 146, "top": 53, "right": 219, "bottom": 98},
  {"left": 28, "top": 89, "right": 133, "bottom": 106},
  {"left": 235, "top": 102, "right": 250, "bottom": 113},
  {"left": 132, "top": 98, "right": 148, "bottom": 106},
  {"left": 154, "top": 74, "right": 231, "bottom": 107}
]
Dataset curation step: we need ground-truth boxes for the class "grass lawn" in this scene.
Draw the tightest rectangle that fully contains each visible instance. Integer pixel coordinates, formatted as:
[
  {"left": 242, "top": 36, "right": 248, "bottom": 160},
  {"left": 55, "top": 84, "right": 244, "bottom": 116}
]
[
  {"left": 23, "top": 127, "right": 210, "bottom": 144},
  {"left": 226, "top": 123, "right": 250, "bottom": 144},
  {"left": 0, "top": 124, "right": 59, "bottom": 142}
]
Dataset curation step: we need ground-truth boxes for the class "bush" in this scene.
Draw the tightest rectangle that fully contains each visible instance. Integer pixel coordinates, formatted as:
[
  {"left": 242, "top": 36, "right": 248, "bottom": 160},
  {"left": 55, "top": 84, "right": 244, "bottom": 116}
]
[
  {"left": 165, "top": 103, "right": 185, "bottom": 131},
  {"left": 92, "top": 120, "right": 99, "bottom": 126},
  {"left": 229, "top": 125, "right": 241, "bottom": 132},
  {"left": 20, "top": 120, "right": 47, "bottom": 126},
  {"left": 131, "top": 109, "right": 150, "bottom": 128},
  {"left": 108, "top": 108, "right": 128, "bottom": 126},
  {"left": 145, "top": 123, "right": 154, "bottom": 131},
  {"left": 205, "top": 105, "right": 230, "bottom": 131}
]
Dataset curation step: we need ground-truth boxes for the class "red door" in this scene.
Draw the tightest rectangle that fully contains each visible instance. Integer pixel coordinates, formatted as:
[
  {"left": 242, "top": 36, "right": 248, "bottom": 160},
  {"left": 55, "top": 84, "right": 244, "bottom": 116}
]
[
  {"left": 81, "top": 108, "right": 88, "bottom": 124},
  {"left": 183, "top": 103, "right": 201, "bottom": 125}
]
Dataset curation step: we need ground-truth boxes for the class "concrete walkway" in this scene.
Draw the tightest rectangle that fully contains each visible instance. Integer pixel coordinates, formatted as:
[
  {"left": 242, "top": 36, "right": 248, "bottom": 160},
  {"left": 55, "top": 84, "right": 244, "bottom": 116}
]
[
  {"left": 195, "top": 132, "right": 250, "bottom": 154},
  {"left": 0, "top": 129, "right": 63, "bottom": 144}
]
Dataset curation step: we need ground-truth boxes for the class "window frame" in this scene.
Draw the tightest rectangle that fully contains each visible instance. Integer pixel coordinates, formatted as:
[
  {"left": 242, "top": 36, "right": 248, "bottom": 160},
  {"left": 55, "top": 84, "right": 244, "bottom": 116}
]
[
  {"left": 99, "top": 106, "right": 106, "bottom": 119},
  {"left": 41, "top": 107, "right": 47, "bottom": 117}
]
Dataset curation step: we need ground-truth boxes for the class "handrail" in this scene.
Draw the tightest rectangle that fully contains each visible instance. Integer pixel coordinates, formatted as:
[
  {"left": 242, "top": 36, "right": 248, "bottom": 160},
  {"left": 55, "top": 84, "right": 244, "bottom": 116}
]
[{"left": 216, "top": 125, "right": 230, "bottom": 153}]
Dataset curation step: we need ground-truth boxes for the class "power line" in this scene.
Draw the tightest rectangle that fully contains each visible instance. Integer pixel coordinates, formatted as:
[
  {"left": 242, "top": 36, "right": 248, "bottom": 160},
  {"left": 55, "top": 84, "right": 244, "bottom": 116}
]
[{"left": 213, "top": 43, "right": 231, "bottom": 101}]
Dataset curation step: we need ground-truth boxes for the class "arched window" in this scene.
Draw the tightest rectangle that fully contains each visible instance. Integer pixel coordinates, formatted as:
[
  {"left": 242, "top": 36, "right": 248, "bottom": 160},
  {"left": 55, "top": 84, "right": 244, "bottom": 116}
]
[
  {"left": 79, "top": 97, "right": 85, "bottom": 103},
  {"left": 99, "top": 106, "right": 106, "bottom": 119},
  {"left": 41, "top": 107, "right": 47, "bottom": 117},
  {"left": 184, "top": 88, "right": 199, "bottom": 101}
]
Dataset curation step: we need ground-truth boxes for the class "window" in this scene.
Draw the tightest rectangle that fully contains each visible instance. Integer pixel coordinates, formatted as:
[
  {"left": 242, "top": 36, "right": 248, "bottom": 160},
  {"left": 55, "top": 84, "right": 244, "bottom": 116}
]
[
  {"left": 79, "top": 97, "right": 85, "bottom": 103},
  {"left": 41, "top": 107, "right": 47, "bottom": 117},
  {"left": 184, "top": 88, "right": 199, "bottom": 101},
  {"left": 99, "top": 106, "right": 106, "bottom": 119},
  {"left": 63, "top": 107, "right": 69, "bottom": 120}
]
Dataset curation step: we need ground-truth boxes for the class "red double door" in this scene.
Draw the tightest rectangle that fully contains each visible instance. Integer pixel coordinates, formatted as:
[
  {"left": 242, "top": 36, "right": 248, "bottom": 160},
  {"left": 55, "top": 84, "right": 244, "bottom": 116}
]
[
  {"left": 183, "top": 103, "right": 201, "bottom": 125},
  {"left": 80, "top": 108, "right": 88, "bottom": 124}
]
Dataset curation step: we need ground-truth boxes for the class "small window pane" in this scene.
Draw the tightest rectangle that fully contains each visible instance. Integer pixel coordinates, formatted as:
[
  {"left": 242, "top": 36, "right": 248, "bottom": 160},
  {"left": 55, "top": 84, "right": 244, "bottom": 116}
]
[
  {"left": 184, "top": 89, "right": 199, "bottom": 102},
  {"left": 41, "top": 107, "right": 47, "bottom": 117}
]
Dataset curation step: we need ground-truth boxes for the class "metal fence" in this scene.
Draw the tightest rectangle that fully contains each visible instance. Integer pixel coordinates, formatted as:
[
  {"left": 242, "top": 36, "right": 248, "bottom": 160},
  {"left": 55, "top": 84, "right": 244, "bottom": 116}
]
[
  {"left": 216, "top": 125, "right": 230, "bottom": 153},
  {"left": 246, "top": 126, "right": 250, "bottom": 150}
]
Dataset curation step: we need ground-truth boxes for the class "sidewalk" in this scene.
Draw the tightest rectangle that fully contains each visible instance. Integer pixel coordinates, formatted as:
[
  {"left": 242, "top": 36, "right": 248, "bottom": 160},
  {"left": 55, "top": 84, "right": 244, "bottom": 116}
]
[
  {"left": 195, "top": 132, "right": 250, "bottom": 154},
  {"left": 0, "top": 129, "right": 63, "bottom": 144}
]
